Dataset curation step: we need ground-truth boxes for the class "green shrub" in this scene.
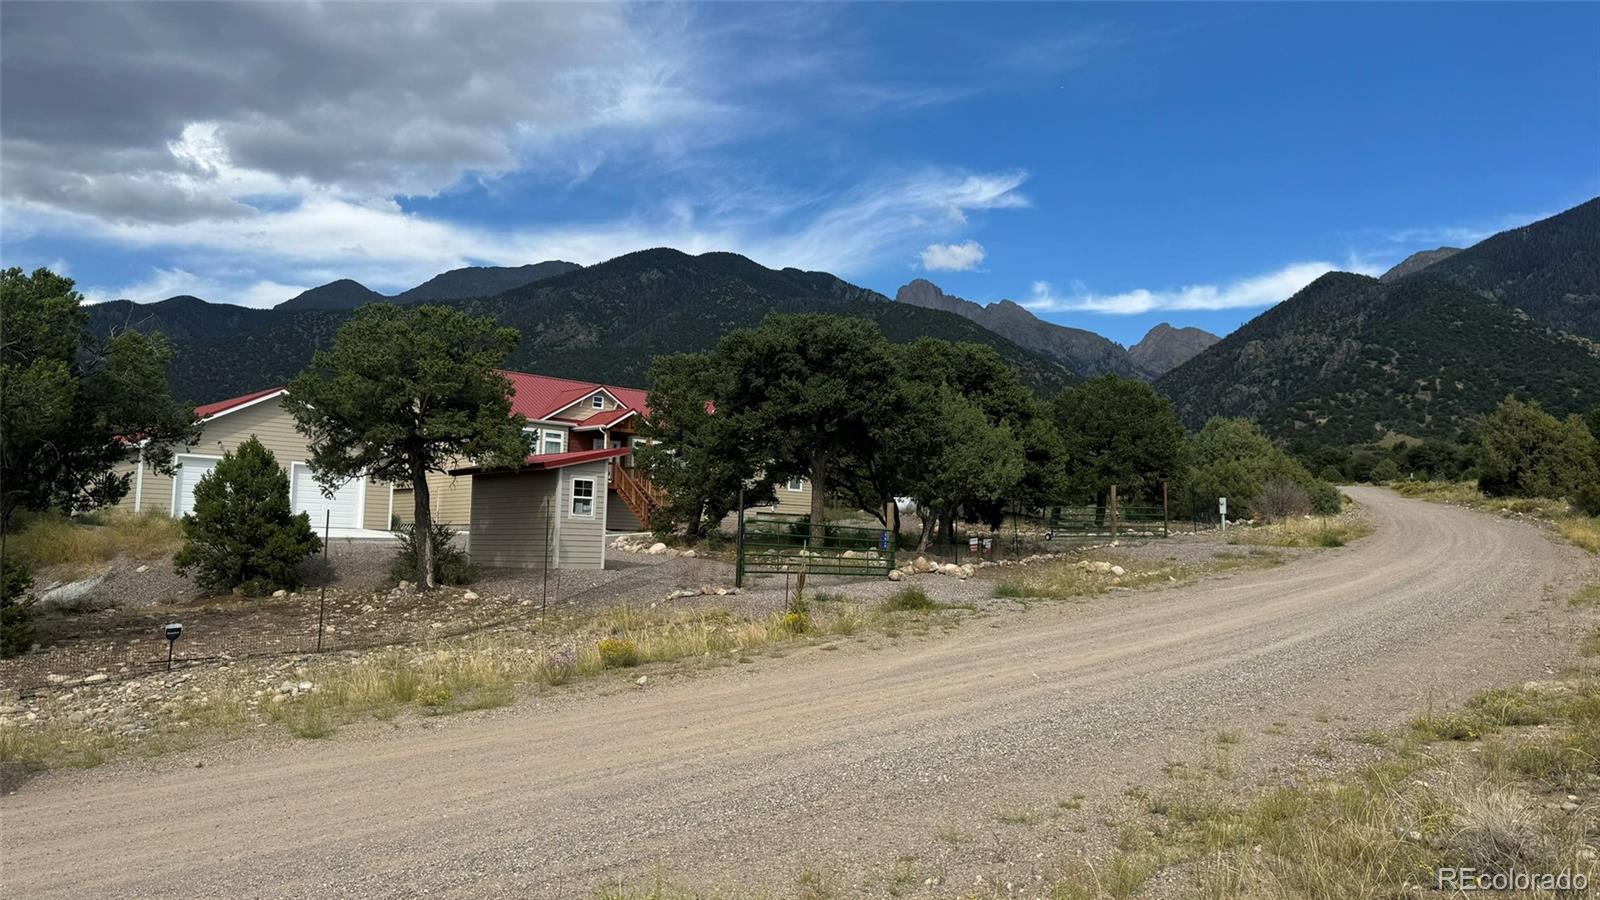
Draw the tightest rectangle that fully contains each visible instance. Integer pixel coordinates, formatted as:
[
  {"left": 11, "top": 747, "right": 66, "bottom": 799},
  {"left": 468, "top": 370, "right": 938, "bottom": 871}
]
[
  {"left": 597, "top": 638, "right": 640, "bottom": 668},
  {"left": 882, "top": 585, "right": 938, "bottom": 611},
  {"left": 171, "top": 437, "right": 321, "bottom": 593},
  {"left": 0, "top": 557, "right": 36, "bottom": 658},
  {"left": 1370, "top": 459, "right": 1401, "bottom": 483},
  {"left": 389, "top": 522, "right": 473, "bottom": 587}
]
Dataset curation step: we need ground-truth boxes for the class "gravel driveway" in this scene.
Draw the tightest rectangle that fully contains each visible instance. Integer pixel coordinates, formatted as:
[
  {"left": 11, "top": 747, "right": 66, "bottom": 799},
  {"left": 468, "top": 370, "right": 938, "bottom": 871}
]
[{"left": 4, "top": 487, "right": 1597, "bottom": 899}]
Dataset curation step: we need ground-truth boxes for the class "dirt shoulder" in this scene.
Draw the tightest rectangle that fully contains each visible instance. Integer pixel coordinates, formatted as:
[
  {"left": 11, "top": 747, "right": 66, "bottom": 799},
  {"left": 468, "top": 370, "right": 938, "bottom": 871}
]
[{"left": 3, "top": 487, "right": 1595, "bottom": 899}]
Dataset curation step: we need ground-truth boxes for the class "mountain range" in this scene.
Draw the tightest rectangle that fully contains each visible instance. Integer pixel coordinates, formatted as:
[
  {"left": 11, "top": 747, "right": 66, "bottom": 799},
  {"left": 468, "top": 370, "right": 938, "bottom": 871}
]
[
  {"left": 273, "top": 262, "right": 582, "bottom": 312},
  {"left": 87, "top": 250, "right": 1079, "bottom": 403},
  {"left": 84, "top": 196, "right": 1599, "bottom": 448},
  {"left": 1157, "top": 198, "right": 1600, "bottom": 444},
  {"left": 892, "top": 279, "right": 1217, "bottom": 378}
]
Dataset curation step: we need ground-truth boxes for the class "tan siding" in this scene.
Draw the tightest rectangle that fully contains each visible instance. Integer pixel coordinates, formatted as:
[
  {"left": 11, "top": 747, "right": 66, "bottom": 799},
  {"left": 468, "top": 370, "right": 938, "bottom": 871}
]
[
  {"left": 468, "top": 473, "right": 557, "bottom": 569},
  {"left": 364, "top": 482, "right": 394, "bottom": 531},
  {"left": 605, "top": 489, "right": 644, "bottom": 532},
  {"left": 551, "top": 390, "right": 619, "bottom": 423},
  {"left": 773, "top": 479, "right": 813, "bottom": 515},
  {"left": 557, "top": 461, "right": 607, "bottom": 569},
  {"left": 391, "top": 471, "right": 473, "bottom": 528},
  {"left": 111, "top": 398, "right": 382, "bottom": 525}
]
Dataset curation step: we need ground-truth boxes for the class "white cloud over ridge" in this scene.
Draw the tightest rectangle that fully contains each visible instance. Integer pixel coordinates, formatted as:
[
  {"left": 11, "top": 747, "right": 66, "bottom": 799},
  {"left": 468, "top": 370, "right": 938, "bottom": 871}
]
[
  {"left": 919, "top": 240, "right": 986, "bottom": 271},
  {"left": 1025, "top": 262, "right": 1345, "bottom": 315},
  {"left": 0, "top": 3, "right": 1038, "bottom": 306}
]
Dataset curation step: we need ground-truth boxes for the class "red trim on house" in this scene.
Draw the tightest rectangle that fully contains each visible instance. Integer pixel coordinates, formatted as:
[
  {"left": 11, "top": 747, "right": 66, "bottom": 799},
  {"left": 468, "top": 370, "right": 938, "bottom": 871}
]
[
  {"left": 193, "top": 386, "right": 286, "bottom": 420},
  {"left": 448, "top": 446, "right": 630, "bottom": 476}
]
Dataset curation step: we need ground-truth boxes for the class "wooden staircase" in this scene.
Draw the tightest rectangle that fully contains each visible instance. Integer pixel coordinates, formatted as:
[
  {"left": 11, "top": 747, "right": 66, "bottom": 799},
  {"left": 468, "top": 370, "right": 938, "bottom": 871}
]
[{"left": 609, "top": 462, "right": 665, "bottom": 529}]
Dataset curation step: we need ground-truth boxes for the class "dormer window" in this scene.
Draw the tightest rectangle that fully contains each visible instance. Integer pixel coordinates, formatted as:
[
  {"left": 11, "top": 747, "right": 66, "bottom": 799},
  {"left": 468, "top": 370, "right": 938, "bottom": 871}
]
[{"left": 591, "top": 393, "right": 605, "bottom": 409}]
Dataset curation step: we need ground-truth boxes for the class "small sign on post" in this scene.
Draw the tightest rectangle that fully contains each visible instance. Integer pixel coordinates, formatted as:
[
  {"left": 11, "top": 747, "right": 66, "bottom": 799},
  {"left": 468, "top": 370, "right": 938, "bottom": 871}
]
[
  {"left": 163, "top": 622, "right": 183, "bottom": 671},
  {"left": 1219, "top": 497, "right": 1228, "bottom": 532}
]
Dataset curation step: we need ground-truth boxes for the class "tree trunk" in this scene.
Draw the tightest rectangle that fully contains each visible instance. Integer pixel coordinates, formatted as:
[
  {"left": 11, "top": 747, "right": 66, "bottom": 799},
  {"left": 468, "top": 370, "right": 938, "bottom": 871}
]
[
  {"left": 410, "top": 458, "right": 436, "bottom": 590},
  {"left": 916, "top": 504, "right": 936, "bottom": 552},
  {"left": 809, "top": 451, "right": 827, "bottom": 545},
  {"left": 890, "top": 500, "right": 902, "bottom": 549},
  {"left": 939, "top": 507, "right": 956, "bottom": 546}
]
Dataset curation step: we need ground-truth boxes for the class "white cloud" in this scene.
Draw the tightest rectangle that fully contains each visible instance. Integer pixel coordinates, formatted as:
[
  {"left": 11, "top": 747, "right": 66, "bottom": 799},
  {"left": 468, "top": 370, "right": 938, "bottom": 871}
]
[
  {"left": 1025, "top": 262, "right": 1338, "bottom": 315},
  {"left": 45, "top": 166, "right": 1025, "bottom": 304},
  {"left": 81, "top": 267, "right": 308, "bottom": 308},
  {"left": 919, "top": 240, "right": 986, "bottom": 272}
]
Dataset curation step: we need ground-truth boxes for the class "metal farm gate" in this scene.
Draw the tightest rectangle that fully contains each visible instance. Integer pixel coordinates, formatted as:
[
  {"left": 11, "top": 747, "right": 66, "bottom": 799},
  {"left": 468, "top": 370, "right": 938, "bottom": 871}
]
[{"left": 735, "top": 513, "right": 896, "bottom": 587}]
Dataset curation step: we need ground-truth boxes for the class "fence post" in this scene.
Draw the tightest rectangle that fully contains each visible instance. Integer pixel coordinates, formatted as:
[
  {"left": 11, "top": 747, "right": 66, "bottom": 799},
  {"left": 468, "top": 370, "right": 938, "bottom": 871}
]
[
  {"left": 1162, "top": 481, "right": 1169, "bottom": 538},
  {"left": 735, "top": 484, "right": 746, "bottom": 588},
  {"left": 1109, "top": 485, "right": 1118, "bottom": 539}
]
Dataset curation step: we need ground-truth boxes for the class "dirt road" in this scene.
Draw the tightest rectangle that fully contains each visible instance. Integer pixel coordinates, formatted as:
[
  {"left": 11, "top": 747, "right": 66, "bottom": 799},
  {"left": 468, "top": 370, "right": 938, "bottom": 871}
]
[{"left": 3, "top": 487, "right": 1593, "bottom": 898}]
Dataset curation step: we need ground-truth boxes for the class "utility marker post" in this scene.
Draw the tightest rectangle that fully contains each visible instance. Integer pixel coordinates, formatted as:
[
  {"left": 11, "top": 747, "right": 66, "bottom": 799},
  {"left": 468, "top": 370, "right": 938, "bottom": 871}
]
[
  {"left": 1219, "top": 496, "right": 1228, "bottom": 534},
  {"left": 316, "top": 509, "right": 330, "bottom": 652}
]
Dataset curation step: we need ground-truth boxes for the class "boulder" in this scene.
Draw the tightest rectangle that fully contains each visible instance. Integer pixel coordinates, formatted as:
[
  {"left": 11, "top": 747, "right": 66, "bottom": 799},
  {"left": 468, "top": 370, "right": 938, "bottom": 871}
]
[
  {"left": 960, "top": 564, "right": 975, "bottom": 578},
  {"left": 887, "top": 569, "right": 904, "bottom": 582},
  {"left": 912, "top": 556, "right": 933, "bottom": 573},
  {"left": 271, "top": 589, "right": 288, "bottom": 598},
  {"left": 682, "top": 549, "right": 697, "bottom": 558},
  {"left": 462, "top": 590, "right": 480, "bottom": 601},
  {"left": 83, "top": 673, "right": 108, "bottom": 685},
  {"left": 1091, "top": 561, "right": 1113, "bottom": 574},
  {"left": 939, "top": 563, "right": 963, "bottom": 578},
  {"left": 1110, "top": 565, "right": 1126, "bottom": 577},
  {"left": 647, "top": 542, "right": 668, "bottom": 555}
]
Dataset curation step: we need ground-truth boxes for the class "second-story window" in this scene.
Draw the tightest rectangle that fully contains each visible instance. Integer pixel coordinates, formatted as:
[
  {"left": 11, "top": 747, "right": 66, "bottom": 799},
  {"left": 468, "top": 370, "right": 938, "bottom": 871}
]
[
  {"left": 541, "top": 429, "right": 565, "bottom": 455},
  {"left": 591, "top": 393, "right": 605, "bottom": 409}
]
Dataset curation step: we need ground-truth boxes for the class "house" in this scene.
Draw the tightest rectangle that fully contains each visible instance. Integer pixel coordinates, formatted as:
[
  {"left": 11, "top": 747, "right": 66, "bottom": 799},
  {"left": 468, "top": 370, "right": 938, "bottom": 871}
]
[
  {"left": 112, "top": 387, "right": 395, "bottom": 538},
  {"left": 392, "top": 371, "right": 668, "bottom": 536},
  {"left": 412, "top": 370, "right": 815, "bottom": 572}
]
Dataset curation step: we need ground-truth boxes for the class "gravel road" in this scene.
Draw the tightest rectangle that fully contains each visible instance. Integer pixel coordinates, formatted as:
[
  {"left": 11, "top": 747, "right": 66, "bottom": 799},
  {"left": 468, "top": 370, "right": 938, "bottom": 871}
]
[{"left": 3, "top": 487, "right": 1595, "bottom": 898}]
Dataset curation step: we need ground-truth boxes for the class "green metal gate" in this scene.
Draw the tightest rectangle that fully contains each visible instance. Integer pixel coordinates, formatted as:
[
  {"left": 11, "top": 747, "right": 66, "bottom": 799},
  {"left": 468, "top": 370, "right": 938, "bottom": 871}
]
[{"left": 735, "top": 513, "right": 896, "bottom": 587}]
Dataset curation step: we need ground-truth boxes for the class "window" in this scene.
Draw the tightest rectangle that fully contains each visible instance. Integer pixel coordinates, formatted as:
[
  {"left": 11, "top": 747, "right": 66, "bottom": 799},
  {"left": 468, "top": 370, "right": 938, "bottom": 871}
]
[
  {"left": 591, "top": 393, "right": 605, "bottom": 409},
  {"left": 570, "top": 477, "right": 595, "bottom": 517},
  {"left": 541, "top": 429, "right": 565, "bottom": 455},
  {"left": 787, "top": 477, "right": 804, "bottom": 492}
]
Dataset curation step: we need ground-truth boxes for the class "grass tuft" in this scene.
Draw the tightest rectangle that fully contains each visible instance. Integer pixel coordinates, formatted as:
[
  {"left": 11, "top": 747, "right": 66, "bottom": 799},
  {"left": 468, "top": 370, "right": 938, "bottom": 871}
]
[
  {"left": 8, "top": 510, "right": 183, "bottom": 576},
  {"left": 881, "top": 585, "right": 938, "bottom": 612}
]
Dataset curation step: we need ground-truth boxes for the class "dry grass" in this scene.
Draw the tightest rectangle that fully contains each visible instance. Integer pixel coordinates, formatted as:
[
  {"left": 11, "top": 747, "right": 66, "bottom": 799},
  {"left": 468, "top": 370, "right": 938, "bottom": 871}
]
[
  {"left": 1044, "top": 676, "right": 1600, "bottom": 899},
  {"left": 1388, "top": 481, "right": 1599, "bottom": 554},
  {"left": 996, "top": 553, "right": 1280, "bottom": 602},
  {"left": 1227, "top": 516, "right": 1373, "bottom": 549},
  {"left": 2, "top": 597, "right": 932, "bottom": 770},
  {"left": 1571, "top": 585, "right": 1600, "bottom": 608},
  {"left": 7, "top": 511, "right": 183, "bottom": 576}
]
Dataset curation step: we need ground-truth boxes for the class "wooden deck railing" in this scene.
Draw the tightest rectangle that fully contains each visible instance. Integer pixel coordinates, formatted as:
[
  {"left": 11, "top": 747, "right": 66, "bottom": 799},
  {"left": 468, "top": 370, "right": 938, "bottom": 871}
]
[{"left": 609, "top": 462, "right": 664, "bottom": 527}]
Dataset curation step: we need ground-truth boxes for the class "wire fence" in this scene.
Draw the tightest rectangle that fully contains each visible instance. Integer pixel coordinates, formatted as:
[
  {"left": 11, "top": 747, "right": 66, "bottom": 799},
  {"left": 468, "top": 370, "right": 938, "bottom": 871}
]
[{"left": 0, "top": 570, "right": 630, "bottom": 695}]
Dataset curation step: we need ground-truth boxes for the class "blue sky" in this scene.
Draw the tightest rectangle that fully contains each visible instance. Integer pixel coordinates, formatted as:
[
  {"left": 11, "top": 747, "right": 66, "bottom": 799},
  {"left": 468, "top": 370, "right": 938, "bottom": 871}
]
[{"left": 2, "top": 2, "right": 1596, "bottom": 346}]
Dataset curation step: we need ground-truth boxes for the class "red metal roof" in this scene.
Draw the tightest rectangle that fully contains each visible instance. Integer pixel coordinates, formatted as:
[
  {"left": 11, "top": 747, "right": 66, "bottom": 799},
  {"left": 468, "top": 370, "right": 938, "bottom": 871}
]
[
  {"left": 556, "top": 407, "right": 636, "bottom": 429},
  {"left": 448, "top": 446, "right": 629, "bottom": 476},
  {"left": 194, "top": 387, "right": 286, "bottom": 420},
  {"left": 498, "top": 370, "right": 650, "bottom": 422}
]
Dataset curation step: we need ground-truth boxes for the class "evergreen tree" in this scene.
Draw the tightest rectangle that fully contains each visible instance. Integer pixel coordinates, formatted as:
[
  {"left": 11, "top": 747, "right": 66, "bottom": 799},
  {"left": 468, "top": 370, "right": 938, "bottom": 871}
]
[
  {"left": 285, "top": 305, "right": 529, "bottom": 588},
  {"left": 1477, "top": 396, "right": 1599, "bottom": 500},
  {"left": 173, "top": 437, "right": 322, "bottom": 593}
]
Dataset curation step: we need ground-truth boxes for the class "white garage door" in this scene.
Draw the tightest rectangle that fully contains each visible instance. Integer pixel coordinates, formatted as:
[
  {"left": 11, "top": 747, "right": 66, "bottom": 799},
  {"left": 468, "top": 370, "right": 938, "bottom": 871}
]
[
  {"left": 173, "top": 455, "right": 219, "bottom": 518},
  {"left": 292, "top": 464, "right": 361, "bottom": 530}
]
